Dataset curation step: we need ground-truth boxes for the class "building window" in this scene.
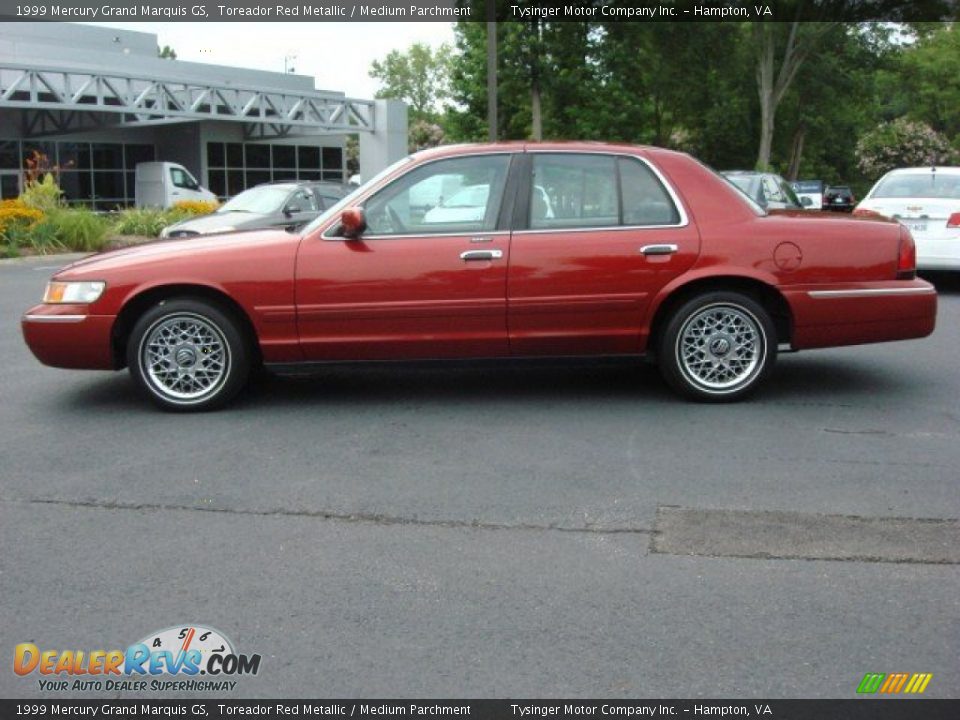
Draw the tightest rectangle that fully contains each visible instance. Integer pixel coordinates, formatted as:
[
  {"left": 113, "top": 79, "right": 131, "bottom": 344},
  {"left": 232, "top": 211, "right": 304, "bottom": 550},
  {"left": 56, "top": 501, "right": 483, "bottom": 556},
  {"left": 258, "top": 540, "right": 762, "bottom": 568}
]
[
  {"left": 206, "top": 141, "right": 345, "bottom": 200},
  {"left": 0, "top": 139, "right": 154, "bottom": 209}
]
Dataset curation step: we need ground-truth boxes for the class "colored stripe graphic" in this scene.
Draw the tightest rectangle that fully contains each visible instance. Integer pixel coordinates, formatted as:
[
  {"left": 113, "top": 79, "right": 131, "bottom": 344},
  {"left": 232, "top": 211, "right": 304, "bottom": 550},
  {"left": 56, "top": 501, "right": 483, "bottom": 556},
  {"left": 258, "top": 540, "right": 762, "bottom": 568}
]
[
  {"left": 906, "top": 673, "right": 933, "bottom": 694},
  {"left": 857, "top": 672, "right": 932, "bottom": 694},
  {"left": 857, "top": 673, "right": 885, "bottom": 693}
]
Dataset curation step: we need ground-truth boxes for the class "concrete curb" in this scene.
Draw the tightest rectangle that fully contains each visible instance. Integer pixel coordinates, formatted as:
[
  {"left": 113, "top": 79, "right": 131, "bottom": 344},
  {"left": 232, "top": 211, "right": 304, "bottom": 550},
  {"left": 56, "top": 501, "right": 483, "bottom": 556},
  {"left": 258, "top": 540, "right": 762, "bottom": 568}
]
[{"left": 0, "top": 253, "right": 89, "bottom": 267}]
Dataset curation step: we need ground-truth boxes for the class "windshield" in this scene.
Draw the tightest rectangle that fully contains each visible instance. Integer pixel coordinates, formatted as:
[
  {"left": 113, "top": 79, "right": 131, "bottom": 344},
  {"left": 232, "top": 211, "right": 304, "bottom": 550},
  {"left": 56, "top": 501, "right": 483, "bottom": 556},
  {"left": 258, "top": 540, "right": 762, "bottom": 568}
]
[
  {"left": 301, "top": 155, "right": 414, "bottom": 234},
  {"left": 718, "top": 172, "right": 766, "bottom": 215},
  {"left": 871, "top": 173, "right": 960, "bottom": 200},
  {"left": 219, "top": 186, "right": 292, "bottom": 214},
  {"left": 726, "top": 175, "right": 760, "bottom": 197}
]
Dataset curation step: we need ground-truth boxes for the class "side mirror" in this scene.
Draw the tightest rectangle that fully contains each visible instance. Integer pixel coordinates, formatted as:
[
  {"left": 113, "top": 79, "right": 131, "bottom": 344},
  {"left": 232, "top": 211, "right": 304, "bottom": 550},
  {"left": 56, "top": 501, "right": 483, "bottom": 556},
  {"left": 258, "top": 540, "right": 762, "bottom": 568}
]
[
  {"left": 340, "top": 207, "right": 366, "bottom": 239},
  {"left": 284, "top": 204, "right": 302, "bottom": 217}
]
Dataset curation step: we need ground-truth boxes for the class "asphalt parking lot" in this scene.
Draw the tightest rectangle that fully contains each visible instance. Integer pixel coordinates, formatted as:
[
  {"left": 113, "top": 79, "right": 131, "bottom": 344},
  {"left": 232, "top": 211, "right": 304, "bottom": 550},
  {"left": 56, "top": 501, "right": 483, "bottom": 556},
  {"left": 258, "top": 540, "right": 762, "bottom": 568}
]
[{"left": 1, "top": 255, "right": 958, "bottom": 699}]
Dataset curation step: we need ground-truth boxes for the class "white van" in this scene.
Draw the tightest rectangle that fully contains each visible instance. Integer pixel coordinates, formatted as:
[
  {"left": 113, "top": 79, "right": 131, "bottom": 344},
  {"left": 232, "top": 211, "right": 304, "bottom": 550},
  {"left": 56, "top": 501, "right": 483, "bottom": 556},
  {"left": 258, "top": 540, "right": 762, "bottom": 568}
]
[{"left": 135, "top": 162, "right": 217, "bottom": 208}]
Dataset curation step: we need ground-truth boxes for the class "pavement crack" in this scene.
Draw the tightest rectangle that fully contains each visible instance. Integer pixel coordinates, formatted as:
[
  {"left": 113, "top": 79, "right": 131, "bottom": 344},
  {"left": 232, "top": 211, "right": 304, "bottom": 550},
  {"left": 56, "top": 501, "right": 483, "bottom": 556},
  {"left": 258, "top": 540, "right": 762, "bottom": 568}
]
[{"left": 3, "top": 497, "right": 654, "bottom": 537}]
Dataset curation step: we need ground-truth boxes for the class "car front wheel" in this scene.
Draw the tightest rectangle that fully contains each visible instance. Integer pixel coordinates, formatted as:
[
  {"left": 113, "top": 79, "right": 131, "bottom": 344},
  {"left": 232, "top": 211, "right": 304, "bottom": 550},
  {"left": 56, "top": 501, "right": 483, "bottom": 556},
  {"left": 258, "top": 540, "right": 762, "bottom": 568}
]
[
  {"left": 127, "top": 298, "right": 250, "bottom": 411},
  {"left": 658, "top": 291, "right": 776, "bottom": 402}
]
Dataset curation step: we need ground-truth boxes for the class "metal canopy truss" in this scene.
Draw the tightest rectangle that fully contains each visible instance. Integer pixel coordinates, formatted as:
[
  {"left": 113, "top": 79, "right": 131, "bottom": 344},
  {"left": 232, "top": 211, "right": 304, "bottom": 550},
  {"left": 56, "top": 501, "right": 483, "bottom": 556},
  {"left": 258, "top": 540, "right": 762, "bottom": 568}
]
[{"left": 0, "top": 62, "right": 376, "bottom": 135}]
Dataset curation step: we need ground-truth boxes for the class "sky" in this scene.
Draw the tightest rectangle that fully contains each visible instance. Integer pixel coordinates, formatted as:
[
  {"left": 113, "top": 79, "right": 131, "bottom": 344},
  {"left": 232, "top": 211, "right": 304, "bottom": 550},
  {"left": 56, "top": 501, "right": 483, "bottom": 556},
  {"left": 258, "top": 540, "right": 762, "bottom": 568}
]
[{"left": 82, "top": 22, "right": 456, "bottom": 99}]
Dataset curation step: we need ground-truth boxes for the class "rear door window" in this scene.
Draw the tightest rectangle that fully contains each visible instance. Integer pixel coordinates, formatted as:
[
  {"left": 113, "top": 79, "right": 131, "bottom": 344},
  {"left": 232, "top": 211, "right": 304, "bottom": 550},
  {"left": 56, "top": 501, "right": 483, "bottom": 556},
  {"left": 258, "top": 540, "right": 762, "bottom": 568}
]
[{"left": 526, "top": 153, "right": 680, "bottom": 229}]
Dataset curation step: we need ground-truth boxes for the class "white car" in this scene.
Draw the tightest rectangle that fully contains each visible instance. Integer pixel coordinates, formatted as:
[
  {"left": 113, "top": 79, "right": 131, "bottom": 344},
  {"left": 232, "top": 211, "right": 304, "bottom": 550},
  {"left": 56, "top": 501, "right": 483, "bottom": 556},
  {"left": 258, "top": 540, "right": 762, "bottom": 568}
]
[
  {"left": 423, "top": 184, "right": 555, "bottom": 225},
  {"left": 855, "top": 166, "right": 960, "bottom": 270}
]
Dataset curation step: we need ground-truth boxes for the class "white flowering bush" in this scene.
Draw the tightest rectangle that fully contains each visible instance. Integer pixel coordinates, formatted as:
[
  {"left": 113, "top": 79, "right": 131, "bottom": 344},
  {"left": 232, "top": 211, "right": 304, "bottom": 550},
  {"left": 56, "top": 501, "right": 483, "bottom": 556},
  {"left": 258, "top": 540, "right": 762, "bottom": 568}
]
[{"left": 856, "top": 118, "right": 958, "bottom": 179}]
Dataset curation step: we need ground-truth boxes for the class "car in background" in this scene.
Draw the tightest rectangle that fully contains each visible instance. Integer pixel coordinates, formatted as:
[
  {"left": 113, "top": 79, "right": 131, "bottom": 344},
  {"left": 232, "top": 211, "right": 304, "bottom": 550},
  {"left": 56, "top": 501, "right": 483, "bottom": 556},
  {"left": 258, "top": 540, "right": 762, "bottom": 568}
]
[
  {"left": 722, "top": 171, "right": 803, "bottom": 210},
  {"left": 791, "top": 179, "right": 824, "bottom": 210},
  {"left": 23, "top": 142, "right": 936, "bottom": 411},
  {"left": 423, "top": 184, "right": 555, "bottom": 224},
  {"left": 854, "top": 166, "right": 960, "bottom": 271},
  {"left": 160, "top": 181, "right": 350, "bottom": 238},
  {"left": 823, "top": 185, "right": 856, "bottom": 212}
]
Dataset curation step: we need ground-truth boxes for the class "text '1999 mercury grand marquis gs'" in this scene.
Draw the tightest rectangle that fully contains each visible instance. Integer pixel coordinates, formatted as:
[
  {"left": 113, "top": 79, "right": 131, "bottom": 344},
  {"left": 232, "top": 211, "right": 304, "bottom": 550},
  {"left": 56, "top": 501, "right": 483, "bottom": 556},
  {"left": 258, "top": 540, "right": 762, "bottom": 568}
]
[{"left": 22, "top": 143, "right": 937, "bottom": 411}]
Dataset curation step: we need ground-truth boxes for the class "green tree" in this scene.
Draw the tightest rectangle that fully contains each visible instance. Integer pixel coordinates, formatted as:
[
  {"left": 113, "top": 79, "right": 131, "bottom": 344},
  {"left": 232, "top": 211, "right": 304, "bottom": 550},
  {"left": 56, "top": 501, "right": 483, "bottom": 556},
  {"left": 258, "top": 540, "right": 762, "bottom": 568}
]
[
  {"left": 897, "top": 23, "right": 960, "bottom": 144},
  {"left": 157, "top": 45, "right": 177, "bottom": 60},
  {"left": 369, "top": 42, "right": 454, "bottom": 121}
]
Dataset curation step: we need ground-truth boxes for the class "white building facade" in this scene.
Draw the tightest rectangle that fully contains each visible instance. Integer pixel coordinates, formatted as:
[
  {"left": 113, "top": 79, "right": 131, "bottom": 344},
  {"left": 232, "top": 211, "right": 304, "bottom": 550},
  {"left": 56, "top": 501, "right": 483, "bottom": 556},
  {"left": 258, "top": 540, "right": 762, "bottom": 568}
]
[{"left": 0, "top": 23, "right": 406, "bottom": 207}]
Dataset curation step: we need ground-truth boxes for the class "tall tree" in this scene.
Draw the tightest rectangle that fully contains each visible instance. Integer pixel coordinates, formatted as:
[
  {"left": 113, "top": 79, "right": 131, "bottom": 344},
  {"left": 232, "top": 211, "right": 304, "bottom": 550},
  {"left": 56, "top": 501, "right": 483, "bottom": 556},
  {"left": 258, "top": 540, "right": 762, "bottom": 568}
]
[
  {"left": 751, "top": 20, "right": 836, "bottom": 169},
  {"left": 897, "top": 23, "right": 960, "bottom": 142},
  {"left": 369, "top": 42, "right": 454, "bottom": 121}
]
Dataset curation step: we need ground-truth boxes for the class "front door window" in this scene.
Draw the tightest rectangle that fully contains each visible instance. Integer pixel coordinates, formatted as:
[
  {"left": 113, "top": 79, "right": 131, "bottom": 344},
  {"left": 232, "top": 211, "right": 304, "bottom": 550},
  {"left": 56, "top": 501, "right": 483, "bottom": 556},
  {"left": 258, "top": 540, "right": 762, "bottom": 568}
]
[{"left": 363, "top": 155, "right": 510, "bottom": 236}]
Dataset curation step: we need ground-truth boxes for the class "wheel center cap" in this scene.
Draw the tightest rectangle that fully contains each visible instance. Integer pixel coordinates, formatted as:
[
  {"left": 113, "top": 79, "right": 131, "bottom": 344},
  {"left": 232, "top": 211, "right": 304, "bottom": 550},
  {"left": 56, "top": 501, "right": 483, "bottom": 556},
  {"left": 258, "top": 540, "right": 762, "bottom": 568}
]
[
  {"left": 175, "top": 346, "right": 197, "bottom": 368},
  {"left": 709, "top": 336, "right": 731, "bottom": 357}
]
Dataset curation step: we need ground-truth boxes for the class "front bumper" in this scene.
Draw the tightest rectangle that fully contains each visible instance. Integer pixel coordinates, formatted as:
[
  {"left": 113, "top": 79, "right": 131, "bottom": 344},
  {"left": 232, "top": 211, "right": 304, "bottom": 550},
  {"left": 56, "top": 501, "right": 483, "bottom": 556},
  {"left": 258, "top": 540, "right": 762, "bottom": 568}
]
[{"left": 22, "top": 304, "right": 116, "bottom": 370}]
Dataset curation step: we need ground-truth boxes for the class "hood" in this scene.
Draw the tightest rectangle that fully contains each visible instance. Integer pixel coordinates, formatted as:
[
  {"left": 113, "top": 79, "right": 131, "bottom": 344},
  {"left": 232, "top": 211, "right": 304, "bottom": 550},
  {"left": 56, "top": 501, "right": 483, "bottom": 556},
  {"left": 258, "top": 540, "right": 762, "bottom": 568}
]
[
  {"left": 56, "top": 228, "right": 291, "bottom": 278},
  {"left": 164, "top": 211, "right": 270, "bottom": 235}
]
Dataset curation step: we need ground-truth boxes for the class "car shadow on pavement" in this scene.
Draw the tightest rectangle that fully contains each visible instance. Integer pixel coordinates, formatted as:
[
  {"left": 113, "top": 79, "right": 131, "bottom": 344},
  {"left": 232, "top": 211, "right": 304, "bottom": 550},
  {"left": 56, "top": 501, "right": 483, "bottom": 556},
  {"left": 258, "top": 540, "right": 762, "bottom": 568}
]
[
  {"left": 762, "top": 354, "right": 907, "bottom": 402},
  {"left": 920, "top": 270, "right": 960, "bottom": 295},
  {"left": 241, "top": 361, "right": 674, "bottom": 409},
  {"left": 58, "top": 355, "right": 908, "bottom": 412}
]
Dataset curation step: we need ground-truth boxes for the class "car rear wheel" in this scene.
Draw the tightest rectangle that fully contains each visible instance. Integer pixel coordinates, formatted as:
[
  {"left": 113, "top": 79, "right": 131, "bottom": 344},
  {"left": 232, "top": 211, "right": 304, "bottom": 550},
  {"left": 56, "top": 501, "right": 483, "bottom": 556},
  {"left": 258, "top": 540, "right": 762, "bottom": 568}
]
[
  {"left": 127, "top": 298, "right": 250, "bottom": 411},
  {"left": 658, "top": 291, "right": 776, "bottom": 402}
]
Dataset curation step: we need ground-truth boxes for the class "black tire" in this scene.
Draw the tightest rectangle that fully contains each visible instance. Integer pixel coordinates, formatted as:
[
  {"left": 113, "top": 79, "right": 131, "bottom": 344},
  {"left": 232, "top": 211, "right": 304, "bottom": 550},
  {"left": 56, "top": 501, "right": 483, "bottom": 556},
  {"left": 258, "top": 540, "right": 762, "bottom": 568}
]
[
  {"left": 657, "top": 291, "right": 777, "bottom": 402},
  {"left": 126, "top": 298, "right": 251, "bottom": 412}
]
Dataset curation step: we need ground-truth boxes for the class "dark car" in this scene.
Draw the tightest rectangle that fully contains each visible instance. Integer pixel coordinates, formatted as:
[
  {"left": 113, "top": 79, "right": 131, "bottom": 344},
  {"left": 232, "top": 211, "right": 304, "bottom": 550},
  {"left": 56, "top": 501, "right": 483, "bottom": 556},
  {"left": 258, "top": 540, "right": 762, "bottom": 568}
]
[
  {"left": 161, "top": 181, "right": 350, "bottom": 238},
  {"left": 823, "top": 185, "right": 856, "bottom": 212},
  {"left": 721, "top": 171, "right": 803, "bottom": 210}
]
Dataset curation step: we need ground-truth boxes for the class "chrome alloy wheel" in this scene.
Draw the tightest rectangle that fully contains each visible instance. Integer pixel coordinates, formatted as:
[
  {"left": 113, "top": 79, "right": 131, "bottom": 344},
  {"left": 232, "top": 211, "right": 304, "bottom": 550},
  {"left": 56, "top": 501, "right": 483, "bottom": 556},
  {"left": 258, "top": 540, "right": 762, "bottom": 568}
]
[
  {"left": 675, "top": 303, "right": 766, "bottom": 393},
  {"left": 139, "top": 313, "right": 231, "bottom": 404}
]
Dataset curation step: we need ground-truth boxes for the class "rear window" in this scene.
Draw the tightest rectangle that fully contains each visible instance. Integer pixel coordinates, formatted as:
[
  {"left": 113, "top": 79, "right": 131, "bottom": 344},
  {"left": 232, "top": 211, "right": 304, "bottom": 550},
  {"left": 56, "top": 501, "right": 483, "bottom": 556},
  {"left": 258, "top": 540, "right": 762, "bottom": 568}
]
[{"left": 872, "top": 174, "right": 960, "bottom": 199}]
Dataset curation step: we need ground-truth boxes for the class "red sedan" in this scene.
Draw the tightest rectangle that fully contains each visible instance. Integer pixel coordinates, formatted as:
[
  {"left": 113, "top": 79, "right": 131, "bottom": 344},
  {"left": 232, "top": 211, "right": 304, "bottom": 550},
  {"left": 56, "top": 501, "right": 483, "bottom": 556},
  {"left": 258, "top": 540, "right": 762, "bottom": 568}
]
[{"left": 22, "top": 142, "right": 937, "bottom": 411}]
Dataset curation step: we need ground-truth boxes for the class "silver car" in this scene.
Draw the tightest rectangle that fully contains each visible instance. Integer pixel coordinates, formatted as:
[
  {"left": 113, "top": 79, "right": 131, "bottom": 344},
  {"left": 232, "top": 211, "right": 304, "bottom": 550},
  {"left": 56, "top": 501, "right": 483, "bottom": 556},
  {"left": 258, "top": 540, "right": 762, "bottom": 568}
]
[
  {"left": 161, "top": 181, "right": 349, "bottom": 238},
  {"left": 722, "top": 171, "right": 803, "bottom": 210}
]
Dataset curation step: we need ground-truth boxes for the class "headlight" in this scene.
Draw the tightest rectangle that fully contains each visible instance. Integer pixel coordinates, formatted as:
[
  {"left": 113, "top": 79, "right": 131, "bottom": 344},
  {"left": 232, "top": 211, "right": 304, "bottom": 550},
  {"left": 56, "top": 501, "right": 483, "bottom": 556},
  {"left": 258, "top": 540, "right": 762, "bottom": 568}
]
[{"left": 43, "top": 281, "right": 106, "bottom": 304}]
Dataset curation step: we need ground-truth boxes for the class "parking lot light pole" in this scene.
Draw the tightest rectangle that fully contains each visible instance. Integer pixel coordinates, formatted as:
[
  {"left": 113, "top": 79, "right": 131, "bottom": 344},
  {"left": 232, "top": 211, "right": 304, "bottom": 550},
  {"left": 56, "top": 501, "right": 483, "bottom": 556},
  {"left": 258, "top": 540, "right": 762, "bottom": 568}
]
[{"left": 487, "top": 21, "right": 497, "bottom": 142}]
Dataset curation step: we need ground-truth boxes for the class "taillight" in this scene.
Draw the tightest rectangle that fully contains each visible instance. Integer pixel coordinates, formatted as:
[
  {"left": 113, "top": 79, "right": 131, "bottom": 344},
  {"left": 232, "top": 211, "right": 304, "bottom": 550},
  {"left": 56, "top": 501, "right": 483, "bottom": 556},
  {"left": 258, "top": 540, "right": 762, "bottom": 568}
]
[
  {"left": 897, "top": 227, "right": 916, "bottom": 280},
  {"left": 947, "top": 212, "right": 960, "bottom": 228},
  {"left": 853, "top": 207, "right": 883, "bottom": 218}
]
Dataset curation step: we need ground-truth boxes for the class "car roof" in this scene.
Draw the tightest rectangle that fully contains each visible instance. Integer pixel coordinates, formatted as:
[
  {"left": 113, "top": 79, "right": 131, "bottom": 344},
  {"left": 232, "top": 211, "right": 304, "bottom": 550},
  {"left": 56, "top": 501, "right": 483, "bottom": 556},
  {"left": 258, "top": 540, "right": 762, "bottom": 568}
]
[
  {"left": 407, "top": 141, "right": 691, "bottom": 164},
  {"left": 722, "top": 170, "right": 781, "bottom": 179},
  {"left": 253, "top": 180, "right": 349, "bottom": 193},
  {"left": 884, "top": 166, "right": 960, "bottom": 176}
]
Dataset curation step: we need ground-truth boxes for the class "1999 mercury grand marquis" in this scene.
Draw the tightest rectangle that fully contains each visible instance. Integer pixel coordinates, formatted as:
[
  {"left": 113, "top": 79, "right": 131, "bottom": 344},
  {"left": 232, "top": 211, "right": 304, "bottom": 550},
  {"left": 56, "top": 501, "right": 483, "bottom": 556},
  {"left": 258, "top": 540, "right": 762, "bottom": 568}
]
[{"left": 22, "top": 143, "right": 937, "bottom": 411}]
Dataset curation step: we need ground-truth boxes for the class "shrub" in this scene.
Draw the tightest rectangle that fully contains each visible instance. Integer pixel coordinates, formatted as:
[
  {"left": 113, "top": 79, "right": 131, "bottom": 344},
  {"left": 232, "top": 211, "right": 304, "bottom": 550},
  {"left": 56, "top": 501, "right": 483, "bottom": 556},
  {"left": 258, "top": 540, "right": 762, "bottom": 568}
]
[
  {"left": 0, "top": 198, "right": 44, "bottom": 247},
  {"left": 111, "top": 201, "right": 217, "bottom": 238},
  {"left": 37, "top": 208, "right": 109, "bottom": 253},
  {"left": 173, "top": 199, "right": 219, "bottom": 215},
  {"left": 112, "top": 207, "right": 179, "bottom": 237},
  {"left": 20, "top": 174, "right": 64, "bottom": 212},
  {"left": 856, "top": 118, "right": 959, "bottom": 179}
]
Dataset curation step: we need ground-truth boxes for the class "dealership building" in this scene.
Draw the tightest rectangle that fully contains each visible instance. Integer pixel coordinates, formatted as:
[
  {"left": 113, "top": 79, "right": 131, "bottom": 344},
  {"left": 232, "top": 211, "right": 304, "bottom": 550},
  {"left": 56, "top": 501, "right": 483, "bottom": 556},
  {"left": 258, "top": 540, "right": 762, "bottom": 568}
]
[{"left": 0, "top": 23, "right": 406, "bottom": 207}]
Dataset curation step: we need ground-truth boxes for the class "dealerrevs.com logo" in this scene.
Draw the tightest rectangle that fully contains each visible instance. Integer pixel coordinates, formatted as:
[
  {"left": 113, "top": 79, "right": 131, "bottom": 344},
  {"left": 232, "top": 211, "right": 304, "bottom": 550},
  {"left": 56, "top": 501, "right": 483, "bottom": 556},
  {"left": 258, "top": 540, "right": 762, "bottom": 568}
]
[{"left": 14, "top": 625, "right": 261, "bottom": 692}]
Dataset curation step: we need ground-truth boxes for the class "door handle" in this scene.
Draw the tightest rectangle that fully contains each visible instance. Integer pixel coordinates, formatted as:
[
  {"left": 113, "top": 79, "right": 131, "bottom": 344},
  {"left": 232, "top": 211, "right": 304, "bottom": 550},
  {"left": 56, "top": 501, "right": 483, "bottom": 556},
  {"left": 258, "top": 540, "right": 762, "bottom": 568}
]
[
  {"left": 460, "top": 249, "right": 503, "bottom": 261},
  {"left": 639, "top": 244, "right": 678, "bottom": 256}
]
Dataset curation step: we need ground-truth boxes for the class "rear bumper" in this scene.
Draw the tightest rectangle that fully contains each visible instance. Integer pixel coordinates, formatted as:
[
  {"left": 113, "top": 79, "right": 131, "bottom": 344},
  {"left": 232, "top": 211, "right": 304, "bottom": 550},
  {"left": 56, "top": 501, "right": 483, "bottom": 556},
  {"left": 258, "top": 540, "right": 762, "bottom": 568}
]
[
  {"left": 21, "top": 304, "right": 116, "bottom": 370},
  {"left": 784, "top": 280, "right": 937, "bottom": 350}
]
